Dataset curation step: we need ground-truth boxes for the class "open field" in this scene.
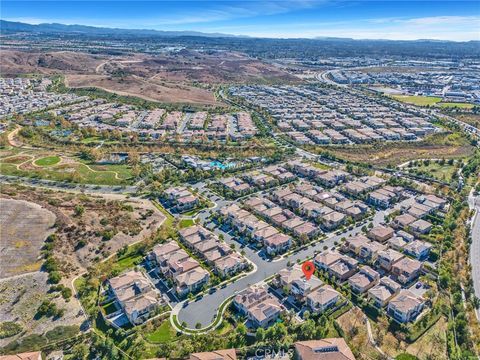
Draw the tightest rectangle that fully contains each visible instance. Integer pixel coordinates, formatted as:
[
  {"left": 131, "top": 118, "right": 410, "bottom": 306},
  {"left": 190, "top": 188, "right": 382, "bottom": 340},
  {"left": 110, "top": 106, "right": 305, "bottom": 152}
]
[
  {"left": 405, "top": 160, "right": 458, "bottom": 182},
  {"left": 438, "top": 102, "right": 475, "bottom": 109},
  {"left": 65, "top": 74, "right": 220, "bottom": 106},
  {"left": 392, "top": 95, "right": 442, "bottom": 106},
  {"left": 0, "top": 50, "right": 105, "bottom": 76},
  {"left": 3, "top": 49, "right": 299, "bottom": 106},
  {"left": 0, "top": 185, "right": 165, "bottom": 276},
  {"left": 0, "top": 198, "right": 56, "bottom": 278},
  {"left": 0, "top": 272, "right": 83, "bottom": 348},
  {"left": 392, "top": 95, "right": 476, "bottom": 109},
  {"left": 308, "top": 132, "right": 474, "bottom": 166}
]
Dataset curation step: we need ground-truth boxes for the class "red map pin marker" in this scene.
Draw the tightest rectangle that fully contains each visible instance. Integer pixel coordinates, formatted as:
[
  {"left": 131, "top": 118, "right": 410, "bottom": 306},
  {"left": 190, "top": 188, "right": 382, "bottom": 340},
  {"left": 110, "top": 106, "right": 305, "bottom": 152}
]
[{"left": 302, "top": 261, "right": 315, "bottom": 280}]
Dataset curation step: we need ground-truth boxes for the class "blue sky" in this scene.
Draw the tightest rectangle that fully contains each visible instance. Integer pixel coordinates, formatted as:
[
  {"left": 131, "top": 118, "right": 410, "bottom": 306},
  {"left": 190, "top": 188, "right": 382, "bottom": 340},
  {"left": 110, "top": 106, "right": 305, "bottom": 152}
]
[{"left": 2, "top": 1, "right": 479, "bottom": 41}]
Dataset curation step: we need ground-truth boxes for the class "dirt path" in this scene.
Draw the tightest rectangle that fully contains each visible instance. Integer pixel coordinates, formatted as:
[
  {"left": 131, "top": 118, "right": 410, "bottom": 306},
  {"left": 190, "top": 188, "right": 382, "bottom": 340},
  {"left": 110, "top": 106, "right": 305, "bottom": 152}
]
[
  {"left": 2, "top": 152, "right": 36, "bottom": 170},
  {"left": 7, "top": 126, "right": 22, "bottom": 148}
]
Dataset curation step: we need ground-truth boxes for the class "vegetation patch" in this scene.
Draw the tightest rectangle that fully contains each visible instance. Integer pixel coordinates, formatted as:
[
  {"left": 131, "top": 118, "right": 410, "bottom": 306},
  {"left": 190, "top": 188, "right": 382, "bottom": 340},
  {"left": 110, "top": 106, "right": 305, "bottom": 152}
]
[
  {"left": 392, "top": 95, "right": 441, "bottom": 106},
  {"left": 179, "top": 218, "right": 195, "bottom": 229},
  {"left": 145, "top": 321, "right": 176, "bottom": 343},
  {"left": 0, "top": 322, "right": 23, "bottom": 339},
  {"left": 34, "top": 155, "right": 61, "bottom": 167}
]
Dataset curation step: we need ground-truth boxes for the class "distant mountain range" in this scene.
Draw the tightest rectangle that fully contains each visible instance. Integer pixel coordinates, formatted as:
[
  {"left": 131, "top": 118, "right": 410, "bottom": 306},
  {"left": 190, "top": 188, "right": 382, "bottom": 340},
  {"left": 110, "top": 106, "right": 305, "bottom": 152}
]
[
  {"left": 2, "top": 20, "right": 478, "bottom": 44},
  {"left": 0, "top": 20, "right": 246, "bottom": 38}
]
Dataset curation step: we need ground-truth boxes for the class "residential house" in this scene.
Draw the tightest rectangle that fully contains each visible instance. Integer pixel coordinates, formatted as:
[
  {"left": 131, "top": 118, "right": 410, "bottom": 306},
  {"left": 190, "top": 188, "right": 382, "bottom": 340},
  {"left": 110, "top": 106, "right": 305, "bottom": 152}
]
[
  {"left": 174, "top": 267, "right": 210, "bottom": 297},
  {"left": 233, "top": 286, "right": 283, "bottom": 328},
  {"left": 348, "top": 266, "right": 380, "bottom": 293},
  {"left": 214, "top": 253, "right": 247, "bottom": 278},
  {"left": 358, "top": 241, "right": 388, "bottom": 262},
  {"left": 189, "top": 349, "right": 237, "bottom": 360},
  {"left": 368, "top": 277, "right": 402, "bottom": 308},
  {"left": 377, "top": 249, "right": 405, "bottom": 271},
  {"left": 275, "top": 264, "right": 323, "bottom": 301},
  {"left": 391, "top": 257, "right": 423, "bottom": 284},
  {"left": 0, "top": 352, "right": 43, "bottom": 360},
  {"left": 306, "top": 285, "right": 341, "bottom": 313},
  {"left": 314, "top": 250, "right": 342, "bottom": 271},
  {"left": 392, "top": 213, "right": 416, "bottom": 229},
  {"left": 321, "top": 211, "right": 346, "bottom": 230},
  {"left": 404, "top": 240, "right": 433, "bottom": 260},
  {"left": 387, "top": 290, "right": 425, "bottom": 323},
  {"left": 410, "top": 219, "right": 433, "bottom": 235},
  {"left": 367, "top": 226, "right": 394, "bottom": 242},
  {"left": 342, "top": 234, "right": 370, "bottom": 255},
  {"left": 294, "top": 339, "right": 356, "bottom": 360},
  {"left": 107, "top": 269, "right": 161, "bottom": 325},
  {"left": 328, "top": 256, "right": 359, "bottom": 281},
  {"left": 264, "top": 233, "right": 292, "bottom": 255},
  {"left": 387, "top": 237, "right": 407, "bottom": 251}
]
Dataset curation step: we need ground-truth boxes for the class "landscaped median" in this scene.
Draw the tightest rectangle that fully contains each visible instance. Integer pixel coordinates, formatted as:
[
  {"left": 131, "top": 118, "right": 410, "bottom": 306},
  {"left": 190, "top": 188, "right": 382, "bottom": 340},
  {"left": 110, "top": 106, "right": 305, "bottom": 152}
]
[{"left": 170, "top": 295, "right": 235, "bottom": 335}]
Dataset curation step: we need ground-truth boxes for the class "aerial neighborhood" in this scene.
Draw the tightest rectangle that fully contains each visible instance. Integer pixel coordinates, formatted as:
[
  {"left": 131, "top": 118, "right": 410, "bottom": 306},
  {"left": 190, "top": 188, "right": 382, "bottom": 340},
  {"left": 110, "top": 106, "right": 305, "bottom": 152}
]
[{"left": 1, "top": 8, "right": 478, "bottom": 360}]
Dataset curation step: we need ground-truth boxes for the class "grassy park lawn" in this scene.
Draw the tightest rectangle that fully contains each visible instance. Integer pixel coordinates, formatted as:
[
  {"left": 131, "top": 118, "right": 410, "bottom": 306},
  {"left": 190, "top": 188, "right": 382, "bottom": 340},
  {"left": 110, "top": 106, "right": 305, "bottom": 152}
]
[
  {"left": 0, "top": 156, "right": 132, "bottom": 185},
  {"left": 34, "top": 155, "right": 61, "bottom": 167},
  {"left": 392, "top": 95, "right": 442, "bottom": 106},
  {"left": 407, "top": 161, "right": 457, "bottom": 182},
  {"left": 145, "top": 321, "right": 176, "bottom": 343}
]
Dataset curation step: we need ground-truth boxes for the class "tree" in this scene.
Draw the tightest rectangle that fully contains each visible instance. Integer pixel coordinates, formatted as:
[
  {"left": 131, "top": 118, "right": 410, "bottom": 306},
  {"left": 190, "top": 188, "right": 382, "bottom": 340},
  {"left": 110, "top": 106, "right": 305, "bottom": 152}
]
[
  {"left": 48, "top": 271, "right": 62, "bottom": 284},
  {"left": 256, "top": 327, "right": 266, "bottom": 342},
  {"left": 71, "top": 343, "right": 89, "bottom": 360}
]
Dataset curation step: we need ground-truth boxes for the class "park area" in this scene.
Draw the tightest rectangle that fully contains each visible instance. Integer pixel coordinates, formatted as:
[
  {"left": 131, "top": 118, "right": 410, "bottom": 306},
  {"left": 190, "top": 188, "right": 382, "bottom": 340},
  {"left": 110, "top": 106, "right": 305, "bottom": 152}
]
[
  {"left": 0, "top": 148, "right": 132, "bottom": 186},
  {"left": 392, "top": 95, "right": 475, "bottom": 109}
]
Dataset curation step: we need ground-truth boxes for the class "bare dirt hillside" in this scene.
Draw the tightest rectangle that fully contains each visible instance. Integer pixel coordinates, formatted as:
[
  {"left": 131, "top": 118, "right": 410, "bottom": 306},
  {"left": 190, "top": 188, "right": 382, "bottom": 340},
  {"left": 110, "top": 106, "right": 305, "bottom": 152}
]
[
  {"left": 0, "top": 198, "right": 56, "bottom": 278},
  {"left": 1, "top": 49, "right": 300, "bottom": 105},
  {"left": 0, "top": 50, "right": 105, "bottom": 75}
]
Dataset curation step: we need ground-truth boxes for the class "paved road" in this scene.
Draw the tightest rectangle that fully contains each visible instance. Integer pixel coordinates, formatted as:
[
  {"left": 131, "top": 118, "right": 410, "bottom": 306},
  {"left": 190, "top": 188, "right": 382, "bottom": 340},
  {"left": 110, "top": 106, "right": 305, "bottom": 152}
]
[
  {"left": 177, "top": 210, "right": 386, "bottom": 327},
  {"left": 469, "top": 191, "right": 480, "bottom": 320},
  {"left": 0, "top": 174, "right": 137, "bottom": 194}
]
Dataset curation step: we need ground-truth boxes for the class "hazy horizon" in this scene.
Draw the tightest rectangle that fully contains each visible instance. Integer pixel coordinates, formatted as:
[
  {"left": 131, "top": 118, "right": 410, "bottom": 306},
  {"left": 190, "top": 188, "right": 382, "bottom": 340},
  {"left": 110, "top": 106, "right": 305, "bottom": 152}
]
[{"left": 2, "top": 0, "right": 479, "bottom": 41}]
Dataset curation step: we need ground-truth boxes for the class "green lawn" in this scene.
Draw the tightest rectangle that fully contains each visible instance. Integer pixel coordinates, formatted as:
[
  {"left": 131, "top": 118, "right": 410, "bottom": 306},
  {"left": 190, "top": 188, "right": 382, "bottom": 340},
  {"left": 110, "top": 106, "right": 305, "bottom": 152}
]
[
  {"left": 438, "top": 102, "right": 475, "bottom": 109},
  {"left": 179, "top": 218, "right": 195, "bottom": 228},
  {"left": 112, "top": 253, "right": 143, "bottom": 273},
  {"left": 392, "top": 95, "right": 442, "bottom": 106},
  {"left": 34, "top": 155, "right": 61, "bottom": 167},
  {"left": 145, "top": 321, "right": 176, "bottom": 343}
]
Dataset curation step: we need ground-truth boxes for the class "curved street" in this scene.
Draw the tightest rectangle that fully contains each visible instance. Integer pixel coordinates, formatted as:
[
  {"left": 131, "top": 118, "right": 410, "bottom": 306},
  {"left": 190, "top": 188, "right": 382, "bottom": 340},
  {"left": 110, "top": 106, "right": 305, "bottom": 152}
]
[{"left": 176, "top": 210, "right": 386, "bottom": 328}]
